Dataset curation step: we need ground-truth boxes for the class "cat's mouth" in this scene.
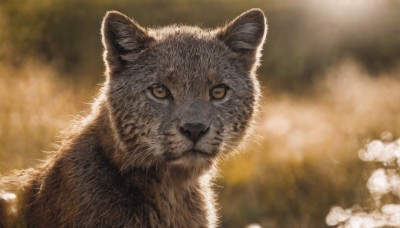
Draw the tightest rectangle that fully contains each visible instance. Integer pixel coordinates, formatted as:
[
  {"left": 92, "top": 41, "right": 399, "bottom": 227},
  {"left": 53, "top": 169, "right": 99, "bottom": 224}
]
[{"left": 166, "top": 149, "right": 216, "bottom": 162}]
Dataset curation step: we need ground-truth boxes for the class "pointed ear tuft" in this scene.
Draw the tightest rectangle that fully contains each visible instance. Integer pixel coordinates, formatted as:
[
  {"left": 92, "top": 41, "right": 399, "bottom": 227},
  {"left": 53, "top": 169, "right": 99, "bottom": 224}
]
[
  {"left": 101, "top": 11, "right": 154, "bottom": 70},
  {"left": 217, "top": 8, "right": 267, "bottom": 71}
]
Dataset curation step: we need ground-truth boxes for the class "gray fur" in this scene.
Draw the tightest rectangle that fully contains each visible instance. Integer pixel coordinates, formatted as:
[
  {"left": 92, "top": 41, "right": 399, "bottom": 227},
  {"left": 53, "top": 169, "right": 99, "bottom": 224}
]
[{"left": 0, "top": 8, "right": 267, "bottom": 227}]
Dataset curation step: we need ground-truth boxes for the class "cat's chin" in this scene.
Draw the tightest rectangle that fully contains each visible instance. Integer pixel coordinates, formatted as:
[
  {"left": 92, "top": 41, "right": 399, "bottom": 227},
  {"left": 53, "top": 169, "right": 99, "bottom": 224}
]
[{"left": 166, "top": 149, "right": 216, "bottom": 167}]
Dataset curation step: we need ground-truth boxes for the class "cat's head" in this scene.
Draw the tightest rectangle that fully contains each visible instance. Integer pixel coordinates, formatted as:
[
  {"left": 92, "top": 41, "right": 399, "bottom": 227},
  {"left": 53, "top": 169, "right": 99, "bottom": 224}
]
[{"left": 101, "top": 9, "right": 267, "bottom": 174}]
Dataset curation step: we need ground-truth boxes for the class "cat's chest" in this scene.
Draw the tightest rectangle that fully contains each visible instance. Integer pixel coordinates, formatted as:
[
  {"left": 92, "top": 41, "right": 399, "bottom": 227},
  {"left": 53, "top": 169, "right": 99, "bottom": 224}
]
[{"left": 149, "top": 188, "right": 209, "bottom": 227}]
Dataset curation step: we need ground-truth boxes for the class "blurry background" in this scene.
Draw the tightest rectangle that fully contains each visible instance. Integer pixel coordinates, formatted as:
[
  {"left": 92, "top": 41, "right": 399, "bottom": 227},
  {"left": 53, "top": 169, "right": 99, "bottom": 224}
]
[{"left": 1, "top": 0, "right": 400, "bottom": 227}]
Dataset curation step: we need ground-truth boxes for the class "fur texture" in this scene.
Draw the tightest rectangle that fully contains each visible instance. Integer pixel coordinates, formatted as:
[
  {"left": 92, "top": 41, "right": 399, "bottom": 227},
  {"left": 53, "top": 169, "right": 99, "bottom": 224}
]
[{"left": 0, "top": 9, "right": 267, "bottom": 227}]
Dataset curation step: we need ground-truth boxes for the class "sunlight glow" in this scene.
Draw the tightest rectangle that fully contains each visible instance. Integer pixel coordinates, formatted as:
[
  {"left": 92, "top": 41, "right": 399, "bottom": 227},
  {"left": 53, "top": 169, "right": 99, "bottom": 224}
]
[
  {"left": 0, "top": 191, "right": 16, "bottom": 201},
  {"left": 246, "top": 224, "right": 262, "bottom": 228},
  {"left": 262, "top": 115, "right": 291, "bottom": 136},
  {"left": 310, "top": 0, "right": 383, "bottom": 23}
]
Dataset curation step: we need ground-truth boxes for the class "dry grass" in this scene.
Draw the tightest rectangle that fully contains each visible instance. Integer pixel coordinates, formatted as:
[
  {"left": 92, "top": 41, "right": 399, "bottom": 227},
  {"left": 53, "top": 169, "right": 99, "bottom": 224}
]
[{"left": 0, "top": 60, "right": 93, "bottom": 173}]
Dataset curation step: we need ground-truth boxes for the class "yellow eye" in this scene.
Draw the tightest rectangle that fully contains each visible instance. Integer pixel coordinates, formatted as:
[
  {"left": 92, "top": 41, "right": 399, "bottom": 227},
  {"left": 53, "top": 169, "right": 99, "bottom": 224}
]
[
  {"left": 210, "top": 85, "right": 227, "bottom": 100},
  {"left": 151, "top": 84, "right": 169, "bottom": 99}
]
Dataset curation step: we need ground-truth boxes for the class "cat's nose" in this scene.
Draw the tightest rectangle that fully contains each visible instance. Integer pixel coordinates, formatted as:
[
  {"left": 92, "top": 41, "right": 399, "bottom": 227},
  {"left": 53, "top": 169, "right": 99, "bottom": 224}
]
[{"left": 179, "top": 123, "right": 210, "bottom": 143}]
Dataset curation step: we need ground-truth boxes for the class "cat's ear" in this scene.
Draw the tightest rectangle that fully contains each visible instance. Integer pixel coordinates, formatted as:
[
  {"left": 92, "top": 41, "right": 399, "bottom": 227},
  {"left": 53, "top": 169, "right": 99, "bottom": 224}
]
[
  {"left": 101, "top": 11, "right": 154, "bottom": 70},
  {"left": 217, "top": 9, "right": 267, "bottom": 71}
]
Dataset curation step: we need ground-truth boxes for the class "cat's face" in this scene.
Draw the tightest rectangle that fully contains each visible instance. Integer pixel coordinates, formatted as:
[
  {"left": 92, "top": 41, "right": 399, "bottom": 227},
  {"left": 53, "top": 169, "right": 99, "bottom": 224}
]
[{"left": 102, "top": 9, "right": 266, "bottom": 172}]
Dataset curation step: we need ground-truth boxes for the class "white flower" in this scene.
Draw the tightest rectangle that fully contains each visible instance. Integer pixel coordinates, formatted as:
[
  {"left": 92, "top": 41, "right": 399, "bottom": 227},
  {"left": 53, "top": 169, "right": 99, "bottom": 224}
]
[
  {"left": 326, "top": 206, "right": 351, "bottom": 226},
  {"left": 367, "top": 168, "right": 390, "bottom": 196}
]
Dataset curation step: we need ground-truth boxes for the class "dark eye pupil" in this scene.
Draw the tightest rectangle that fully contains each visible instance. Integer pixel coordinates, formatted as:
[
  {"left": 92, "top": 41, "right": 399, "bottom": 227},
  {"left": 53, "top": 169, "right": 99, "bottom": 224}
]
[{"left": 214, "top": 89, "right": 222, "bottom": 95}]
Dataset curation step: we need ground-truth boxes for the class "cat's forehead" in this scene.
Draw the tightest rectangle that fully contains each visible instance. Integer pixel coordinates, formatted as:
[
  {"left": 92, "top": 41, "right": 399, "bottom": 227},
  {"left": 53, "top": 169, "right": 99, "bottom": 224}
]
[
  {"left": 156, "top": 53, "right": 230, "bottom": 89},
  {"left": 143, "top": 33, "right": 228, "bottom": 86},
  {"left": 156, "top": 64, "right": 218, "bottom": 87},
  {"left": 149, "top": 26, "right": 227, "bottom": 58}
]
